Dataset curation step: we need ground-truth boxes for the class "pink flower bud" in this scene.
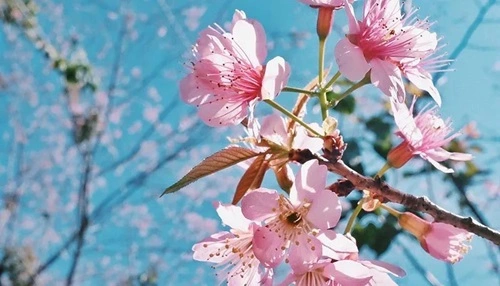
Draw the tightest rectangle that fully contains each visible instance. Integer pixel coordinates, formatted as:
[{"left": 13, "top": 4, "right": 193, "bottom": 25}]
[{"left": 399, "top": 212, "right": 473, "bottom": 263}]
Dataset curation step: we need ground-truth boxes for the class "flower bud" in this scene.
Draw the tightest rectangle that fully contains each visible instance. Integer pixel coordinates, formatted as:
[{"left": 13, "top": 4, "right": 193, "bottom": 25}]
[{"left": 316, "top": 7, "right": 334, "bottom": 41}]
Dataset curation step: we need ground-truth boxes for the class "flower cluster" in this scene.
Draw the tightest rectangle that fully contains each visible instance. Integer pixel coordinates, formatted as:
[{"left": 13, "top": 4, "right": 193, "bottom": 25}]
[
  {"left": 172, "top": 0, "right": 478, "bottom": 284},
  {"left": 193, "top": 161, "right": 405, "bottom": 285}
]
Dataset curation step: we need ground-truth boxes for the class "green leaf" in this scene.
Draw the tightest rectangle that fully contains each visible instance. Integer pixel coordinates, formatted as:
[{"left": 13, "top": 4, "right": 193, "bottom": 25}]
[
  {"left": 343, "top": 140, "right": 364, "bottom": 174},
  {"left": 161, "top": 147, "right": 263, "bottom": 196},
  {"left": 365, "top": 116, "right": 392, "bottom": 141},
  {"left": 332, "top": 94, "right": 356, "bottom": 114}
]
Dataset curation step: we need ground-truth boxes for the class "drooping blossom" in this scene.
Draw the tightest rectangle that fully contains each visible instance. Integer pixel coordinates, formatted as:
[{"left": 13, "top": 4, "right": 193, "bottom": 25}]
[
  {"left": 335, "top": 0, "right": 441, "bottom": 103},
  {"left": 192, "top": 203, "right": 271, "bottom": 285},
  {"left": 387, "top": 98, "right": 472, "bottom": 173},
  {"left": 398, "top": 212, "right": 473, "bottom": 263},
  {"left": 241, "top": 160, "right": 342, "bottom": 267},
  {"left": 180, "top": 10, "right": 291, "bottom": 127}
]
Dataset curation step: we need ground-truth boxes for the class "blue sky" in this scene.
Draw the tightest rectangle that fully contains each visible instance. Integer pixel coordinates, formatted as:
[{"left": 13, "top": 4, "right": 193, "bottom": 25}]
[{"left": 1, "top": 0, "right": 499, "bottom": 285}]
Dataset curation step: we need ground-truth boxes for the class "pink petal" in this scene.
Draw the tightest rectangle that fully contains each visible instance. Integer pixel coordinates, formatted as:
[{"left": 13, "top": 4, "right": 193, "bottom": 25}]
[
  {"left": 260, "top": 114, "right": 288, "bottom": 145},
  {"left": 360, "top": 260, "right": 406, "bottom": 277},
  {"left": 192, "top": 231, "right": 235, "bottom": 263},
  {"left": 390, "top": 99, "right": 423, "bottom": 144},
  {"left": 317, "top": 231, "right": 358, "bottom": 260},
  {"left": 367, "top": 272, "right": 398, "bottom": 286},
  {"left": 344, "top": 0, "right": 360, "bottom": 34},
  {"left": 370, "top": 58, "right": 405, "bottom": 101},
  {"left": 364, "top": 0, "right": 401, "bottom": 28},
  {"left": 306, "top": 190, "right": 342, "bottom": 229},
  {"left": 196, "top": 27, "right": 231, "bottom": 57},
  {"left": 335, "top": 38, "right": 370, "bottom": 82},
  {"left": 215, "top": 202, "right": 252, "bottom": 231},
  {"left": 407, "top": 29, "right": 438, "bottom": 54},
  {"left": 179, "top": 73, "right": 209, "bottom": 105},
  {"left": 252, "top": 226, "right": 286, "bottom": 268},
  {"left": 288, "top": 234, "right": 323, "bottom": 272},
  {"left": 232, "top": 18, "right": 267, "bottom": 67},
  {"left": 326, "top": 260, "right": 373, "bottom": 286},
  {"left": 421, "top": 154, "right": 454, "bottom": 173},
  {"left": 292, "top": 124, "right": 324, "bottom": 153},
  {"left": 198, "top": 98, "right": 248, "bottom": 126},
  {"left": 405, "top": 67, "right": 441, "bottom": 106},
  {"left": 261, "top": 56, "right": 291, "bottom": 100},
  {"left": 241, "top": 188, "right": 280, "bottom": 221},
  {"left": 230, "top": 10, "right": 246, "bottom": 28},
  {"left": 290, "top": 160, "right": 327, "bottom": 204}
]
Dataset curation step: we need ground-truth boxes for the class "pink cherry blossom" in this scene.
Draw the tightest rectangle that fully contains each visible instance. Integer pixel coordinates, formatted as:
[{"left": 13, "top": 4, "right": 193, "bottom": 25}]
[
  {"left": 259, "top": 114, "right": 324, "bottom": 153},
  {"left": 398, "top": 212, "right": 473, "bottom": 263},
  {"left": 280, "top": 259, "right": 375, "bottom": 286},
  {"left": 422, "top": 222, "right": 473, "bottom": 263},
  {"left": 192, "top": 203, "right": 270, "bottom": 285},
  {"left": 388, "top": 98, "right": 472, "bottom": 173},
  {"left": 335, "top": 0, "right": 440, "bottom": 102},
  {"left": 241, "top": 160, "right": 342, "bottom": 267},
  {"left": 237, "top": 114, "right": 323, "bottom": 175},
  {"left": 299, "top": 0, "right": 353, "bottom": 8},
  {"left": 180, "top": 10, "right": 291, "bottom": 127}
]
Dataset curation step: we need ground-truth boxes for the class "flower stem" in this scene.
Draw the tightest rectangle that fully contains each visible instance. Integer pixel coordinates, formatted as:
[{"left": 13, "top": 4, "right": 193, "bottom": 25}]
[
  {"left": 328, "top": 74, "right": 370, "bottom": 107},
  {"left": 344, "top": 197, "right": 365, "bottom": 235},
  {"left": 322, "top": 71, "right": 341, "bottom": 91},
  {"left": 282, "top": 86, "right": 316, "bottom": 95},
  {"left": 376, "top": 163, "right": 391, "bottom": 178},
  {"left": 379, "top": 204, "right": 401, "bottom": 218},
  {"left": 318, "top": 39, "right": 328, "bottom": 121},
  {"left": 265, "top": 100, "right": 322, "bottom": 137}
]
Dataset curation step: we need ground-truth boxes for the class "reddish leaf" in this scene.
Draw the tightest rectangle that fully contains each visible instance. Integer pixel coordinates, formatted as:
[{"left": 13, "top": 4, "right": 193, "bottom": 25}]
[
  {"left": 273, "top": 165, "right": 293, "bottom": 194},
  {"left": 231, "top": 155, "right": 269, "bottom": 204},
  {"left": 161, "top": 147, "right": 262, "bottom": 196}
]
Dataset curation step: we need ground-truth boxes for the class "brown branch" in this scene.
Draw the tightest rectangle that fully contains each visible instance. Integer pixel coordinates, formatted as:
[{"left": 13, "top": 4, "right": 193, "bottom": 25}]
[{"left": 292, "top": 150, "right": 500, "bottom": 245}]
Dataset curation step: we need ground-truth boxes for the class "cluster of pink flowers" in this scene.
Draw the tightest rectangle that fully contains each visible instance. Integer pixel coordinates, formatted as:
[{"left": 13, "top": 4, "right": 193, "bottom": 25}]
[
  {"left": 176, "top": 0, "right": 476, "bottom": 284},
  {"left": 193, "top": 161, "right": 405, "bottom": 285}
]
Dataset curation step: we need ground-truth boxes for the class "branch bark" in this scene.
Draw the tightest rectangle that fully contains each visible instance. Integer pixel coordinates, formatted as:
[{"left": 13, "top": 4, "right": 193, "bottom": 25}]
[{"left": 293, "top": 150, "right": 500, "bottom": 245}]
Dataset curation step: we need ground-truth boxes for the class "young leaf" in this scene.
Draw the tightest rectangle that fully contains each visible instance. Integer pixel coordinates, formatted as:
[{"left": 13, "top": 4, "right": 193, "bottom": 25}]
[
  {"left": 161, "top": 147, "right": 263, "bottom": 196},
  {"left": 231, "top": 155, "right": 269, "bottom": 205}
]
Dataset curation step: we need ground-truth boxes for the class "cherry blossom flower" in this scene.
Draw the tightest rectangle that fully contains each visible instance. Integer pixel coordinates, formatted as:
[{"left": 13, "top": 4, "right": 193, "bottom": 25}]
[
  {"left": 192, "top": 203, "right": 271, "bottom": 285},
  {"left": 387, "top": 98, "right": 472, "bottom": 173},
  {"left": 241, "top": 160, "right": 342, "bottom": 267},
  {"left": 398, "top": 212, "right": 473, "bottom": 263},
  {"left": 279, "top": 259, "right": 374, "bottom": 286},
  {"left": 236, "top": 114, "right": 323, "bottom": 191},
  {"left": 335, "top": 0, "right": 440, "bottom": 102},
  {"left": 180, "top": 10, "right": 291, "bottom": 127}
]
